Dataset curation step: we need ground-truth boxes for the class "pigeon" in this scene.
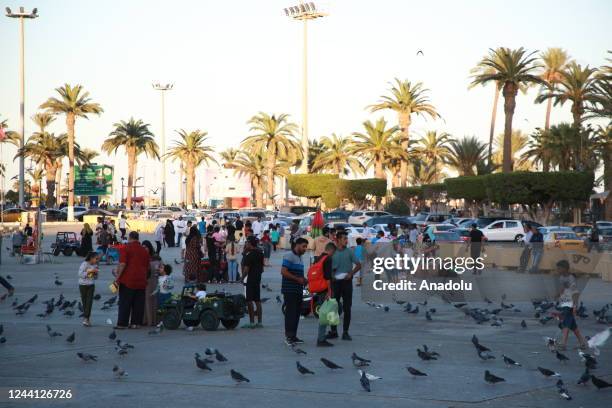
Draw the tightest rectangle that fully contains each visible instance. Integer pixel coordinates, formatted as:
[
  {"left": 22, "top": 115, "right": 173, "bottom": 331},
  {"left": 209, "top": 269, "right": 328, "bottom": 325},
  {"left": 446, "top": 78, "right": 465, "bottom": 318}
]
[
  {"left": 358, "top": 370, "right": 382, "bottom": 381},
  {"left": 422, "top": 344, "right": 440, "bottom": 357},
  {"left": 407, "top": 366, "right": 427, "bottom": 376},
  {"left": 0, "top": 293, "right": 7, "bottom": 302},
  {"left": 544, "top": 337, "right": 557, "bottom": 352},
  {"left": 116, "top": 348, "right": 128, "bottom": 357},
  {"left": 578, "top": 351, "right": 597, "bottom": 369},
  {"left": 484, "top": 370, "right": 505, "bottom": 384},
  {"left": 204, "top": 347, "right": 216, "bottom": 356},
  {"left": 77, "top": 352, "right": 98, "bottom": 362},
  {"left": 104, "top": 296, "right": 117, "bottom": 306},
  {"left": 591, "top": 374, "right": 612, "bottom": 389},
  {"left": 577, "top": 368, "right": 590, "bottom": 385},
  {"left": 93, "top": 294, "right": 101, "bottom": 301},
  {"left": 416, "top": 50, "right": 424, "bottom": 56},
  {"left": 454, "top": 303, "right": 467, "bottom": 308},
  {"left": 296, "top": 361, "right": 315, "bottom": 375},
  {"left": 214, "top": 349, "right": 228, "bottom": 362},
  {"left": 290, "top": 344, "right": 307, "bottom": 355},
  {"left": 555, "top": 351, "right": 569, "bottom": 363},
  {"left": 108, "top": 330, "right": 117, "bottom": 340},
  {"left": 538, "top": 367, "right": 560, "bottom": 377},
  {"left": 54, "top": 279, "right": 63, "bottom": 286},
  {"left": 5, "top": 275, "right": 11, "bottom": 280},
  {"left": 63, "top": 310, "right": 75, "bottom": 316},
  {"left": 521, "top": 320, "right": 527, "bottom": 328},
  {"left": 472, "top": 335, "right": 491, "bottom": 352},
  {"left": 148, "top": 324, "right": 164, "bottom": 335},
  {"left": 0, "top": 337, "right": 5, "bottom": 344},
  {"left": 417, "top": 348, "right": 437, "bottom": 361},
  {"left": 116, "top": 340, "right": 134, "bottom": 349},
  {"left": 587, "top": 328, "right": 610, "bottom": 355},
  {"left": 502, "top": 355, "right": 521, "bottom": 367},
  {"left": 276, "top": 296, "right": 282, "bottom": 304},
  {"left": 113, "top": 365, "right": 128, "bottom": 378},
  {"left": 556, "top": 379, "right": 572, "bottom": 400},
  {"left": 0, "top": 325, "right": 3, "bottom": 335},
  {"left": 403, "top": 302, "right": 412, "bottom": 312},
  {"left": 195, "top": 353, "right": 212, "bottom": 371},
  {"left": 230, "top": 369, "right": 250, "bottom": 383},
  {"left": 65, "top": 332, "right": 75, "bottom": 343},
  {"left": 320, "top": 358, "right": 343, "bottom": 369},
  {"left": 46, "top": 325, "right": 62, "bottom": 338},
  {"left": 425, "top": 311, "right": 432, "bottom": 321},
  {"left": 351, "top": 352, "right": 371, "bottom": 367},
  {"left": 408, "top": 306, "right": 419, "bottom": 314},
  {"left": 260, "top": 297, "right": 270, "bottom": 303},
  {"left": 26, "top": 294, "right": 38, "bottom": 304},
  {"left": 477, "top": 350, "right": 496, "bottom": 361},
  {"left": 360, "top": 370, "right": 371, "bottom": 392}
]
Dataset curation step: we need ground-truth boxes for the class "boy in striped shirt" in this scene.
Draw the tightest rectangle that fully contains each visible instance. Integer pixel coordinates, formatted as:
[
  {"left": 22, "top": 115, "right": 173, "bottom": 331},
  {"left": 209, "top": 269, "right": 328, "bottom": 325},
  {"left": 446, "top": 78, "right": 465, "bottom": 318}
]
[{"left": 281, "top": 238, "right": 309, "bottom": 345}]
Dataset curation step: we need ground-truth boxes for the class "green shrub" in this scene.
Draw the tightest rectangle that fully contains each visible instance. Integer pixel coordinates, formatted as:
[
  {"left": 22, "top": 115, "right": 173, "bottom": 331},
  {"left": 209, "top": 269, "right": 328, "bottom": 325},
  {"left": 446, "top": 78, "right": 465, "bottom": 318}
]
[
  {"left": 392, "top": 186, "right": 423, "bottom": 200},
  {"left": 384, "top": 198, "right": 411, "bottom": 215},
  {"left": 287, "top": 174, "right": 339, "bottom": 198},
  {"left": 444, "top": 176, "right": 487, "bottom": 201}
]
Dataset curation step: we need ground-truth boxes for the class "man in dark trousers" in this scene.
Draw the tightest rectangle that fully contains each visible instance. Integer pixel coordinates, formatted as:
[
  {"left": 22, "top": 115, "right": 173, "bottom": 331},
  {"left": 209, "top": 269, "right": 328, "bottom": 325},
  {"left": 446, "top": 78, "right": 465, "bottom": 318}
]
[
  {"left": 328, "top": 231, "right": 361, "bottom": 341},
  {"left": 281, "top": 237, "right": 308, "bottom": 346},
  {"left": 114, "top": 231, "right": 150, "bottom": 329},
  {"left": 466, "top": 223, "right": 485, "bottom": 275},
  {"left": 241, "top": 236, "right": 264, "bottom": 329}
]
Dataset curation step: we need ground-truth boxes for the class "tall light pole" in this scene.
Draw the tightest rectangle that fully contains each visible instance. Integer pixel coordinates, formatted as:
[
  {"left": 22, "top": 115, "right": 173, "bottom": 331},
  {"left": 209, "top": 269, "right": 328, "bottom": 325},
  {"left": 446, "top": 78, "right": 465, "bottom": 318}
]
[
  {"left": 152, "top": 82, "right": 173, "bottom": 206},
  {"left": 284, "top": 2, "right": 327, "bottom": 174},
  {"left": 6, "top": 6, "right": 38, "bottom": 208}
]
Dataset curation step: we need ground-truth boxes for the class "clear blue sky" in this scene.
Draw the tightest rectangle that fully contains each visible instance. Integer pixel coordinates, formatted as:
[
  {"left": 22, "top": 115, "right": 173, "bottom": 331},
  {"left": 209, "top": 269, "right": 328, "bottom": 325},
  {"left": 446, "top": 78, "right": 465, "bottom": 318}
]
[{"left": 1, "top": 0, "right": 611, "bottom": 202}]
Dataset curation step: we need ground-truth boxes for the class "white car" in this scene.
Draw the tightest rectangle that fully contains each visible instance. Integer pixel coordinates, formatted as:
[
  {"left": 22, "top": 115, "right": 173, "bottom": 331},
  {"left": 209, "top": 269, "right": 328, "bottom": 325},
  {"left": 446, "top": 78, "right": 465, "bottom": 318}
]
[
  {"left": 60, "top": 206, "right": 88, "bottom": 217},
  {"left": 596, "top": 221, "right": 612, "bottom": 228},
  {"left": 348, "top": 211, "right": 390, "bottom": 225},
  {"left": 371, "top": 224, "right": 392, "bottom": 237},
  {"left": 481, "top": 219, "right": 525, "bottom": 242}
]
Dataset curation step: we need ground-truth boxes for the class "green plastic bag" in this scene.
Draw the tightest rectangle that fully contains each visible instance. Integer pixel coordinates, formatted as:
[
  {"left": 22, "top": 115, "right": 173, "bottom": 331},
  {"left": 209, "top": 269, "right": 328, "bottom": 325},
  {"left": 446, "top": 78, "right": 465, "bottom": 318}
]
[{"left": 318, "top": 298, "right": 339, "bottom": 326}]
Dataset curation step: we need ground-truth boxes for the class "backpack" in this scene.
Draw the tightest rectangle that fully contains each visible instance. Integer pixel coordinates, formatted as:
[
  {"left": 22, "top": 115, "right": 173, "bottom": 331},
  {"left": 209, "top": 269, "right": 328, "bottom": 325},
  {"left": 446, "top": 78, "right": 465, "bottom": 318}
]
[{"left": 308, "top": 254, "right": 329, "bottom": 294}]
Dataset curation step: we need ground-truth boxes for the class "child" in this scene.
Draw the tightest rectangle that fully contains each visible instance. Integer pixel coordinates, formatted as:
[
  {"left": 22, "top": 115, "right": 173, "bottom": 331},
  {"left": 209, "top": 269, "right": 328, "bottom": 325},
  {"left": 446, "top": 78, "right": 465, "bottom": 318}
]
[
  {"left": 270, "top": 226, "right": 280, "bottom": 252},
  {"left": 154, "top": 264, "right": 174, "bottom": 306},
  {"left": 353, "top": 238, "right": 364, "bottom": 286},
  {"left": 261, "top": 230, "right": 272, "bottom": 266},
  {"left": 78, "top": 252, "right": 99, "bottom": 326},
  {"left": 225, "top": 237, "right": 239, "bottom": 283},
  {"left": 556, "top": 260, "right": 587, "bottom": 350},
  {"left": 188, "top": 283, "right": 207, "bottom": 301}
]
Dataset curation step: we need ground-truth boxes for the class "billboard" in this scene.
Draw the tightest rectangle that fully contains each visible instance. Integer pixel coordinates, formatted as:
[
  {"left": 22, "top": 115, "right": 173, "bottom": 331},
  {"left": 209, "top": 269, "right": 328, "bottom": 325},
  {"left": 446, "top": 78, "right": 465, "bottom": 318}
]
[{"left": 74, "top": 164, "right": 113, "bottom": 196}]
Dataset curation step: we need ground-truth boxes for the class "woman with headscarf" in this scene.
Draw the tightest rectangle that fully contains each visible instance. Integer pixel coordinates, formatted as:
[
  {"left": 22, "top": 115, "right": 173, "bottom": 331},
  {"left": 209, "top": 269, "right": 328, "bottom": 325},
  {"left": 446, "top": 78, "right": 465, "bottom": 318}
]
[
  {"left": 142, "top": 240, "right": 161, "bottom": 326},
  {"left": 164, "top": 219, "right": 175, "bottom": 248},
  {"left": 80, "top": 223, "right": 94, "bottom": 256},
  {"left": 183, "top": 225, "right": 203, "bottom": 283}
]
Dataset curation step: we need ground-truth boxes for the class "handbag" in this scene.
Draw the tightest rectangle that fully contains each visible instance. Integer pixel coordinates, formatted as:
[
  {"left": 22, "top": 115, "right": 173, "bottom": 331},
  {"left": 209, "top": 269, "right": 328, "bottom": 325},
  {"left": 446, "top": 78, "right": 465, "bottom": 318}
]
[
  {"left": 318, "top": 298, "right": 339, "bottom": 326},
  {"left": 109, "top": 281, "right": 119, "bottom": 294}
]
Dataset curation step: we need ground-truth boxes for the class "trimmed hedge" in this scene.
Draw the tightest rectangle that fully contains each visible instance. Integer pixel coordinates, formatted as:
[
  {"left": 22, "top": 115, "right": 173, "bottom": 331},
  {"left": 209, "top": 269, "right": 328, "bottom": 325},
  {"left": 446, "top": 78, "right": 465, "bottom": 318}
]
[
  {"left": 392, "top": 186, "right": 423, "bottom": 200},
  {"left": 444, "top": 176, "right": 487, "bottom": 201},
  {"left": 384, "top": 198, "right": 412, "bottom": 215},
  {"left": 334, "top": 178, "right": 387, "bottom": 201},
  {"left": 287, "top": 174, "right": 339, "bottom": 198},
  {"left": 422, "top": 183, "right": 446, "bottom": 199},
  {"left": 287, "top": 175, "right": 386, "bottom": 207}
]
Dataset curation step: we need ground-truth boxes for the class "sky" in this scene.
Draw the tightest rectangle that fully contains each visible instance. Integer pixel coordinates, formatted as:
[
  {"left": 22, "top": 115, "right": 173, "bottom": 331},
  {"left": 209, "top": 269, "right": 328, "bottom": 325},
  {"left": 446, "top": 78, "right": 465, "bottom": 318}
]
[{"left": 1, "top": 0, "right": 611, "bottom": 203}]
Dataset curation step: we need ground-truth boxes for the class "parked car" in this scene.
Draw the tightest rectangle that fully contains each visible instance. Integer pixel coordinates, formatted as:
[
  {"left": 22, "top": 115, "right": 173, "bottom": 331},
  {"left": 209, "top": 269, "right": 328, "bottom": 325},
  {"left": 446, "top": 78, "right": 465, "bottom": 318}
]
[
  {"left": 538, "top": 226, "right": 573, "bottom": 235},
  {"left": 543, "top": 230, "right": 585, "bottom": 251},
  {"left": 474, "top": 216, "right": 508, "bottom": 229},
  {"left": 598, "top": 227, "right": 612, "bottom": 249},
  {"left": 451, "top": 227, "right": 471, "bottom": 242},
  {"left": 432, "top": 231, "right": 463, "bottom": 243},
  {"left": 363, "top": 215, "right": 412, "bottom": 227},
  {"left": 213, "top": 211, "right": 240, "bottom": 221},
  {"left": 411, "top": 212, "right": 452, "bottom": 227},
  {"left": 60, "top": 206, "right": 88, "bottom": 218},
  {"left": 371, "top": 224, "right": 393, "bottom": 237},
  {"left": 324, "top": 222, "right": 353, "bottom": 230},
  {"left": 570, "top": 223, "right": 592, "bottom": 238},
  {"left": 325, "top": 211, "right": 351, "bottom": 223},
  {"left": 160, "top": 206, "right": 184, "bottom": 215},
  {"left": 1, "top": 208, "right": 28, "bottom": 222},
  {"left": 449, "top": 217, "right": 472, "bottom": 226},
  {"left": 481, "top": 219, "right": 525, "bottom": 242},
  {"left": 238, "top": 210, "right": 266, "bottom": 221},
  {"left": 42, "top": 209, "right": 67, "bottom": 221},
  {"left": 423, "top": 223, "right": 457, "bottom": 235},
  {"left": 348, "top": 211, "right": 390, "bottom": 225},
  {"left": 287, "top": 206, "right": 317, "bottom": 216},
  {"left": 76, "top": 208, "right": 115, "bottom": 221},
  {"left": 596, "top": 221, "right": 612, "bottom": 229}
]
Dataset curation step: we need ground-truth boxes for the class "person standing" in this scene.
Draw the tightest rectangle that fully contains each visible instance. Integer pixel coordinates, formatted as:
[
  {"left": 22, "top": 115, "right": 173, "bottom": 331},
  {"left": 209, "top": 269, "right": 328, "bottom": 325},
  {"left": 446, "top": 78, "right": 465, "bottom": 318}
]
[
  {"left": 119, "top": 215, "right": 130, "bottom": 240},
  {"left": 529, "top": 225, "right": 544, "bottom": 274},
  {"left": 142, "top": 240, "right": 161, "bottom": 327},
  {"left": 270, "top": 226, "right": 280, "bottom": 251},
  {"left": 281, "top": 237, "right": 309, "bottom": 345},
  {"left": 78, "top": 252, "right": 99, "bottom": 327},
  {"left": 197, "top": 216, "right": 207, "bottom": 236},
  {"left": 556, "top": 260, "right": 587, "bottom": 350},
  {"left": 114, "top": 232, "right": 150, "bottom": 329},
  {"left": 466, "top": 223, "right": 485, "bottom": 275},
  {"left": 353, "top": 238, "right": 365, "bottom": 286},
  {"left": 80, "top": 223, "right": 94, "bottom": 255},
  {"left": 225, "top": 236, "right": 239, "bottom": 282},
  {"left": 97, "top": 224, "right": 111, "bottom": 258},
  {"left": 241, "top": 236, "right": 265, "bottom": 328},
  {"left": 183, "top": 226, "right": 203, "bottom": 283},
  {"left": 518, "top": 223, "right": 533, "bottom": 273},
  {"left": 261, "top": 230, "right": 272, "bottom": 266},
  {"left": 163, "top": 219, "right": 175, "bottom": 248},
  {"left": 315, "top": 242, "right": 336, "bottom": 347},
  {"left": 154, "top": 222, "right": 164, "bottom": 254},
  {"left": 174, "top": 216, "right": 187, "bottom": 247},
  {"left": 587, "top": 222, "right": 600, "bottom": 253},
  {"left": 252, "top": 216, "right": 263, "bottom": 238},
  {"left": 313, "top": 227, "right": 332, "bottom": 258},
  {"left": 328, "top": 231, "right": 361, "bottom": 341}
]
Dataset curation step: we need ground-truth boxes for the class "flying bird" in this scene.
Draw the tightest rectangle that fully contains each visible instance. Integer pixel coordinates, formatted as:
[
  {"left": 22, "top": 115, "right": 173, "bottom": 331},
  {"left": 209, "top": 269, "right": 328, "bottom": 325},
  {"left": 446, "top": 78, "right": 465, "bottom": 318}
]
[
  {"left": 360, "top": 370, "right": 371, "bottom": 392},
  {"left": 320, "top": 358, "right": 343, "bottom": 369},
  {"left": 587, "top": 328, "right": 610, "bottom": 355},
  {"left": 416, "top": 50, "right": 424, "bottom": 56},
  {"left": 484, "top": 370, "right": 505, "bottom": 384},
  {"left": 296, "top": 361, "right": 315, "bottom": 375},
  {"left": 407, "top": 366, "right": 427, "bottom": 377},
  {"left": 230, "top": 369, "right": 250, "bottom": 383}
]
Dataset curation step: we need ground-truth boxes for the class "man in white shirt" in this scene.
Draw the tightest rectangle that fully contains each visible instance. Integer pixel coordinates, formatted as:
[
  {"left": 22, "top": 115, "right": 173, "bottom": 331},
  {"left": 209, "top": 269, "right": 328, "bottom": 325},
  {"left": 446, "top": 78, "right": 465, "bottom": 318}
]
[
  {"left": 408, "top": 224, "right": 419, "bottom": 245},
  {"left": 173, "top": 216, "right": 187, "bottom": 247},
  {"left": 518, "top": 223, "right": 533, "bottom": 273},
  {"left": 251, "top": 217, "right": 263, "bottom": 238}
]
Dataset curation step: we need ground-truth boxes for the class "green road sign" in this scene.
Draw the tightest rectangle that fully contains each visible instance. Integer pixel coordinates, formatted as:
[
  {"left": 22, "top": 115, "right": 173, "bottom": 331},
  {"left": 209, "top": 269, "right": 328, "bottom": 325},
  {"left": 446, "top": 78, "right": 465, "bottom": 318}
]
[{"left": 74, "top": 164, "right": 113, "bottom": 196}]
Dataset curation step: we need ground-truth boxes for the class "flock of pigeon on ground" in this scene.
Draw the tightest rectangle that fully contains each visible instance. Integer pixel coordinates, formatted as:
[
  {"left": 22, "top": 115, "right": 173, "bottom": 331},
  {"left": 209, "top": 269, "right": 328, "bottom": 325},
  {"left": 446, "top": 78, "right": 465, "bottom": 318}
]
[{"left": 1, "top": 272, "right": 611, "bottom": 400}]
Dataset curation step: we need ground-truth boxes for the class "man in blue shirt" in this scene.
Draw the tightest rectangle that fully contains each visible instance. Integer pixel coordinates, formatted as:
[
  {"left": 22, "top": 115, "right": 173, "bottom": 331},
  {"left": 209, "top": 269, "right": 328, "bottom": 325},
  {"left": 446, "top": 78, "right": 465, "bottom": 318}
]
[
  {"left": 197, "top": 217, "right": 206, "bottom": 236},
  {"left": 281, "top": 237, "right": 309, "bottom": 345}
]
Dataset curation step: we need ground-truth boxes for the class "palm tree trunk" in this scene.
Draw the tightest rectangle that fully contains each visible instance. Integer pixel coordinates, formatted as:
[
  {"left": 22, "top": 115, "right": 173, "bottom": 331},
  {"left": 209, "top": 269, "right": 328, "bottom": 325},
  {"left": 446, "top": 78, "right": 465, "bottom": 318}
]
[
  {"left": 126, "top": 147, "right": 135, "bottom": 209},
  {"left": 502, "top": 83, "right": 517, "bottom": 173},
  {"left": 186, "top": 159, "right": 195, "bottom": 207},
  {"left": 375, "top": 158, "right": 384, "bottom": 179},
  {"left": 266, "top": 145, "right": 276, "bottom": 208},
  {"left": 399, "top": 112, "right": 410, "bottom": 187},
  {"left": 604, "top": 144, "right": 612, "bottom": 221},
  {"left": 66, "top": 113, "right": 76, "bottom": 220},
  {"left": 45, "top": 162, "right": 57, "bottom": 208},
  {"left": 254, "top": 177, "right": 264, "bottom": 208},
  {"left": 488, "top": 85, "right": 500, "bottom": 166},
  {"left": 544, "top": 97, "right": 553, "bottom": 130},
  {"left": 55, "top": 160, "right": 63, "bottom": 206}
]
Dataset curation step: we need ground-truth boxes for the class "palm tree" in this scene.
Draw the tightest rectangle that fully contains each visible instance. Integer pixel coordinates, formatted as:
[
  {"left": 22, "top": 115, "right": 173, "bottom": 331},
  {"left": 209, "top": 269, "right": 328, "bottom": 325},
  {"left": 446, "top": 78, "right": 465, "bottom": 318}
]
[
  {"left": 311, "top": 133, "right": 365, "bottom": 176},
  {"left": 220, "top": 148, "right": 240, "bottom": 168},
  {"left": 0, "top": 116, "right": 20, "bottom": 147},
  {"left": 587, "top": 51, "right": 612, "bottom": 122},
  {"left": 446, "top": 136, "right": 487, "bottom": 176},
  {"left": 536, "top": 61, "right": 599, "bottom": 129},
  {"left": 232, "top": 151, "right": 267, "bottom": 208},
  {"left": 408, "top": 159, "right": 438, "bottom": 185},
  {"left": 351, "top": 118, "right": 405, "bottom": 179},
  {"left": 471, "top": 47, "right": 544, "bottom": 172},
  {"left": 40, "top": 84, "right": 103, "bottom": 220},
  {"left": 521, "top": 128, "right": 552, "bottom": 171},
  {"left": 492, "top": 130, "right": 530, "bottom": 171},
  {"left": 307, "top": 139, "right": 325, "bottom": 173},
  {"left": 413, "top": 131, "right": 451, "bottom": 182},
  {"left": 242, "top": 112, "right": 300, "bottom": 207},
  {"left": 21, "top": 132, "right": 63, "bottom": 207},
  {"left": 78, "top": 148, "right": 99, "bottom": 168},
  {"left": 368, "top": 79, "right": 440, "bottom": 187},
  {"left": 165, "top": 130, "right": 217, "bottom": 207},
  {"left": 538, "top": 48, "right": 571, "bottom": 130},
  {"left": 102, "top": 118, "right": 158, "bottom": 208}
]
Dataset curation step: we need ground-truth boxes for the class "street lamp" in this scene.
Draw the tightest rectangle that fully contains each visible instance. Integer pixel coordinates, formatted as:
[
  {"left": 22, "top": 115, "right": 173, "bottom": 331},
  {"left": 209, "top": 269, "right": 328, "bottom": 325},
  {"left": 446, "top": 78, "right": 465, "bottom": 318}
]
[
  {"left": 283, "top": 2, "right": 327, "bottom": 174},
  {"left": 182, "top": 178, "right": 187, "bottom": 207},
  {"left": 152, "top": 82, "right": 173, "bottom": 206},
  {"left": 5, "top": 6, "right": 38, "bottom": 207},
  {"left": 120, "top": 177, "right": 124, "bottom": 205}
]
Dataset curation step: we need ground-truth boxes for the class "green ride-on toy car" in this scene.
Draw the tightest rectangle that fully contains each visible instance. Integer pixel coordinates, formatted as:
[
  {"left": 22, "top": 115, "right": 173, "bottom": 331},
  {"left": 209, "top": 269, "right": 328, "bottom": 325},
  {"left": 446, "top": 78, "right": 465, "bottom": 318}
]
[{"left": 160, "top": 285, "right": 246, "bottom": 331}]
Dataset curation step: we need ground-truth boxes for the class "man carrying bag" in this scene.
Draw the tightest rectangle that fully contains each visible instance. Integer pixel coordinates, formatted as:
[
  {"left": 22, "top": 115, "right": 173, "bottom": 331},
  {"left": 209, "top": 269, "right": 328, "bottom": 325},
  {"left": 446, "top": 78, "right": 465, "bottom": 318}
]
[{"left": 309, "top": 241, "right": 338, "bottom": 347}]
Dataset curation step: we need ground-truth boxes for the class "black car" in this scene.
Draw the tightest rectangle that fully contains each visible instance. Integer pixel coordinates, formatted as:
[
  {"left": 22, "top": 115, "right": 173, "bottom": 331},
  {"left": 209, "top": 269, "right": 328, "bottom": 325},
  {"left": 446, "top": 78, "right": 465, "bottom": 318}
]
[
  {"left": 43, "top": 209, "right": 67, "bottom": 221},
  {"left": 364, "top": 215, "right": 412, "bottom": 227},
  {"left": 325, "top": 211, "right": 351, "bottom": 222}
]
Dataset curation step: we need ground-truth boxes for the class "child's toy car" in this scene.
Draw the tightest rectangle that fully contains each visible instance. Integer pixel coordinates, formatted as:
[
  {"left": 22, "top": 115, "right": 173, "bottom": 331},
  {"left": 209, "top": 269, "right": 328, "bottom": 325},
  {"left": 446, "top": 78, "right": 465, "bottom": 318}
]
[
  {"left": 160, "top": 285, "right": 246, "bottom": 331},
  {"left": 97, "top": 244, "right": 121, "bottom": 263},
  {"left": 51, "top": 232, "right": 80, "bottom": 256}
]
